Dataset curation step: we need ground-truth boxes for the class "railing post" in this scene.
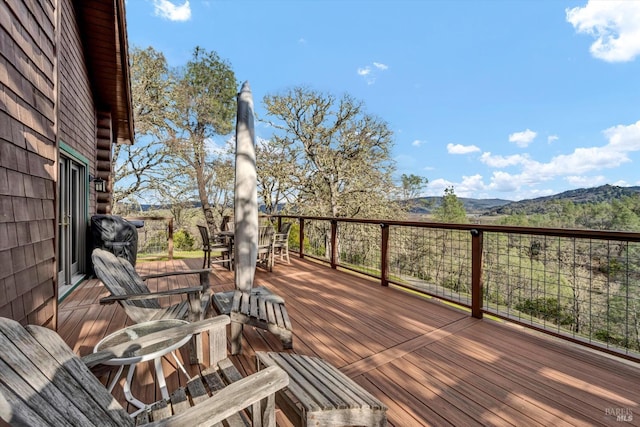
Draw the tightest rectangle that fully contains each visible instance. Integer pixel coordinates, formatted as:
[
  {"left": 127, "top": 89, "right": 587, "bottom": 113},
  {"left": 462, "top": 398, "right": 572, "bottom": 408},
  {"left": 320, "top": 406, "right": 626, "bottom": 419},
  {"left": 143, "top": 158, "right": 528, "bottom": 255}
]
[
  {"left": 168, "top": 218, "right": 174, "bottom": 260},
  {"left": 330, "top": 219, "right": 338, "bottom": 269},
  {"left": 298, "top": 217, "right": 305, "bottom": 259},
  {"left": 470, "top": 229, "right": 483, "bottom": 319},
  {"left": 380, "top": 223, "right": 389, "bottom": 287}
]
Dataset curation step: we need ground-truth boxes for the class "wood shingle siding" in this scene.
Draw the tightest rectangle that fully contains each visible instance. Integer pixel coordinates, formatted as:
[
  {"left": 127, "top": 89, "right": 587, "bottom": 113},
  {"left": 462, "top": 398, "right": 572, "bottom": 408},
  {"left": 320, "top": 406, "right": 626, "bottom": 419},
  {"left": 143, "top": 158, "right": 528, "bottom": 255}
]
[
  {"left": 1, "top": 0, "right": 57, "bottom": 327},
  {"left": 1, "top": 0, "right": 132, "bottom": 327}
]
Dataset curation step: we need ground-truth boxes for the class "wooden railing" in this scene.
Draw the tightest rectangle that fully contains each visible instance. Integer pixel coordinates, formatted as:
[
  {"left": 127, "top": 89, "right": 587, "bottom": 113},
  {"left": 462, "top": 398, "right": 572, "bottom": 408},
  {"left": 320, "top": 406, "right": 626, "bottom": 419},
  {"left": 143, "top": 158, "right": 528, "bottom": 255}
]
[{"left": 271, "top": 215, "right": 640, "bottom": 362}]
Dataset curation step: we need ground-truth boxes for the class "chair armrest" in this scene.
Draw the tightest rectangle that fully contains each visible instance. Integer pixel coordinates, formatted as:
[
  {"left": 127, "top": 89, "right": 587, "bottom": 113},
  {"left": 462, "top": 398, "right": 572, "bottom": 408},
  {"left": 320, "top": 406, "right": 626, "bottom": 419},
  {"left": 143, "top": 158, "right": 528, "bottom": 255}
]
[
  {"left": 82, "top": 316, "right": 230, "bottom": 368},
  {"left": 141, "top": 269, "right": 211, "bottom": 280},
  {"left": 148, "top": 366, "right": 289, "bottom": 426},
  {"left": 99, "top": 287, "right": 204, "bottom": 304}
]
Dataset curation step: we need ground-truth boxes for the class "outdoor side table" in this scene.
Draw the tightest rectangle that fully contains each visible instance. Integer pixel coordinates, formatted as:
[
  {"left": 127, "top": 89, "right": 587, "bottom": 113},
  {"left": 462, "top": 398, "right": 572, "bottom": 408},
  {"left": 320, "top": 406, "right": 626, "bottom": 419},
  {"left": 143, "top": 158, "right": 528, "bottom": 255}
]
[{"left": 94, "top": 319, "right": 193, "bottom": 417}]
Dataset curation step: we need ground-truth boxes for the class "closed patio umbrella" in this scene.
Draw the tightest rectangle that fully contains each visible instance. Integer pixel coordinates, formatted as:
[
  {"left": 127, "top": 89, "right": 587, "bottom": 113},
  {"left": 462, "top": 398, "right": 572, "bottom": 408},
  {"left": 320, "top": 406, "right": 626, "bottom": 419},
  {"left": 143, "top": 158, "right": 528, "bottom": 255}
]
[
  {"left": 212, "top": 81, "right": 258, "bottom": 314},
  {"left": 233, "top": 81, "right": 258, "bottom": 293}
]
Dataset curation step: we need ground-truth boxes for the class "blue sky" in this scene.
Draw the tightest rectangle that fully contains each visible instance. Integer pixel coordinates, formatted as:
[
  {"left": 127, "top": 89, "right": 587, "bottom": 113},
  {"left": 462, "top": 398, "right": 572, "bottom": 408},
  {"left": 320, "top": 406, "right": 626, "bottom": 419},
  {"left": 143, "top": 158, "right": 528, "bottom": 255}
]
[{"left": 125, "top": 0, "right": 640, "bottom": 201}]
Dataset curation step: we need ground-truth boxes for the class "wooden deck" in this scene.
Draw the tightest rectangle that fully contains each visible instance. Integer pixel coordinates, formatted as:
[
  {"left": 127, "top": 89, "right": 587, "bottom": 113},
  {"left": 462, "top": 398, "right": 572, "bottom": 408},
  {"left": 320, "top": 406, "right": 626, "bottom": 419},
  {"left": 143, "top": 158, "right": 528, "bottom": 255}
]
[{"left": 59, "top": 256, "right": 640, "bottom": 426}]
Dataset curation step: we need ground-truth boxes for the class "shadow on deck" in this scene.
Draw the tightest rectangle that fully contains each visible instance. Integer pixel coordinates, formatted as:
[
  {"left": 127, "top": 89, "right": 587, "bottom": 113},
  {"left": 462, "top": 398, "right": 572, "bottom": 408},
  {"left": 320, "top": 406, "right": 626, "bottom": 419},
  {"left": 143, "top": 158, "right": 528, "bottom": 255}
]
[{"left": 59, "top": 256, "right": 640, "bottom": 426}]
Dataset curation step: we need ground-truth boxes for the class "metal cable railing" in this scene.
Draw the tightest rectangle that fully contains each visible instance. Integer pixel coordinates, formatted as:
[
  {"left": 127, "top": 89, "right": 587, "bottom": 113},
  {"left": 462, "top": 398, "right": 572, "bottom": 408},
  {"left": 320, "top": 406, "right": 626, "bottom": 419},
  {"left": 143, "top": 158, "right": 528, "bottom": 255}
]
[{"left": 272, "top": 215, "right": 640, "bottom": 361}]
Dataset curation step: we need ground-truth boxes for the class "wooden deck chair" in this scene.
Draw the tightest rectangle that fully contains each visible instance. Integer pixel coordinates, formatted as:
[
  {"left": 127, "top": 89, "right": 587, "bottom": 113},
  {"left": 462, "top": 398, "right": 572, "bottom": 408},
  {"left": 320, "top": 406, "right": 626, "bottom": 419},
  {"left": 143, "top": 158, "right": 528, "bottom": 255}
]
[
  {"left": 0, "top": 316, "right": 288, "bottom": 426},
  {"left": 92, "top": 248, "right": 212, "bottom": 363},
  {"left": 273, "top": 222, "right": 292, "bottom": 264},
  {"left": 257, "top": 225, "right": 275, "bottom": 272},
  {"left": 197, "top": 225, "right": 232, "bottom": 269}
]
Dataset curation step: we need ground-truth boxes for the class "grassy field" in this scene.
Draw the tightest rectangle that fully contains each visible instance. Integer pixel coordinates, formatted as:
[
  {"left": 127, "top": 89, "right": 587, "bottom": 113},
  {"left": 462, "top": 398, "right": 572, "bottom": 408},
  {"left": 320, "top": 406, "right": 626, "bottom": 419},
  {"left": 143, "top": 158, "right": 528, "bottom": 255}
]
[{"left": 137, "top": 250, "right": 203, "bottom": 263}]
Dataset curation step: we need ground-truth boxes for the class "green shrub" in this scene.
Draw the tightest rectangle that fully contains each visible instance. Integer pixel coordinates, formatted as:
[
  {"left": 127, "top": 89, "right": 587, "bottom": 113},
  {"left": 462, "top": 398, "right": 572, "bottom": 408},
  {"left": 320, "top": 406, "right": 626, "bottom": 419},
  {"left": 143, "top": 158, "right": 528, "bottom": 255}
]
[
  {"left": 174, "top": 229, "right": 195, "bottom": 251},
  {"left": 515, "top": 297, "right": 574, "bottom": 326}
]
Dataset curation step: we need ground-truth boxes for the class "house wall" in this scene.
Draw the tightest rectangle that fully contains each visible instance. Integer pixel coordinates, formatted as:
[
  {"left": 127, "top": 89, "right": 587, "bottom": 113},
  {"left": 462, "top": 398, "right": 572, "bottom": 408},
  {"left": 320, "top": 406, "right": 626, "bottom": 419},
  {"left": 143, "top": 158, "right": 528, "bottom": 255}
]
[
  {"left": 58, "top": 0, "right": 97, "bottom": 216},
  {"left": 0, "top": 0, "right": 102, "bottom": 327},
  {"left": 0, "top": 1, "right": 58, "bottom": 326}
]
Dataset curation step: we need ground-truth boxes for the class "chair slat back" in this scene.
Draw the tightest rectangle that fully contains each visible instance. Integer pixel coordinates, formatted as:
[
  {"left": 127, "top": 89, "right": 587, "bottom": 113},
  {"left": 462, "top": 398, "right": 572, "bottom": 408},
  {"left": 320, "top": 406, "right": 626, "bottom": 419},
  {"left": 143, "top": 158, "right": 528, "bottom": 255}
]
[
  {"left": 92, "top": 249, "right": 161, "bottom": 310},
  {"left": 0, "top": 317, "right": 132, "bottom": 426},
  {"left": 197, "top": 225, "right": 211, "bottom": 248},
  {"left": 257, "top": 226, "right": 274, "bottom": 249},
  {"left": 279, "top": 222, "right": 292, "bottom": 235}
]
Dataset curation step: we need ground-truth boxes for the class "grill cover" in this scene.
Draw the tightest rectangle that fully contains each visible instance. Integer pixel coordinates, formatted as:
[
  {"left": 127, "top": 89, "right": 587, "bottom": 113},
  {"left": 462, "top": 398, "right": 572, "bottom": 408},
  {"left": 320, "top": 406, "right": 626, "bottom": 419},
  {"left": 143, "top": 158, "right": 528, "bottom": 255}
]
[{"left": 90, "top": 215, "right": 139, "bottom": 266}]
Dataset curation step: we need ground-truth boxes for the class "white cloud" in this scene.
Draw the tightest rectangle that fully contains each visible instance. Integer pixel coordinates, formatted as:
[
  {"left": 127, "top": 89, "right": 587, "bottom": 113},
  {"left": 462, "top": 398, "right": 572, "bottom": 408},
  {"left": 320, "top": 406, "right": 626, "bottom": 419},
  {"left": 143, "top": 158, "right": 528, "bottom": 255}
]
[
  {"left": 566, "top": 1, "right": 640, "bottom": 62},
  {"left": 613, "top": 179, "right": 635, "bottom": 187},
  {"left": 447, "top": 143, "right": 480, "bottom": 154},
  {"left": 425, "top": 178, "right": 454, "bottom": 196},
  {"left": 153, "top": 0, "right": 191, "bottom": 21},
  {"left": 508, "top": 129, "right": 537, "bottom": 147},
  {"left": 298, "top": 38, "right": 307, "bottom": 45},
  {"left": 566, "top": 175, "right": 607, "bottom": 186},
  {"left": 489, "top": 171, "right": 520, "bottom": 192},
  {"left": 480, "top": 152, "right": 529, "bottom": 168},
  {"left": 548, "top": 135, "right": 559, "bottom": 144},
  {"left": 603, "top": 120, "right": 640, "bottom": 150},
  {"left": 422, "top": 121, "right": 640, "bottom": 199},
  {"left": 412, "top": 139, "right": 426, "bottom": 147},
  {"left": 205, "top": 137, "right": 226, "bottom": 155},
  {"left": 481, "top": 120, "right": 640, "bottom": 189},
  {"left": 357, "top": 67, "right": 371, "bottom": 76},
  {"left": 460, "top": 174, "right": 486, "bottom": 192},
  {"left": 357, "top": 61, "right": 388, "bottom": 85}
]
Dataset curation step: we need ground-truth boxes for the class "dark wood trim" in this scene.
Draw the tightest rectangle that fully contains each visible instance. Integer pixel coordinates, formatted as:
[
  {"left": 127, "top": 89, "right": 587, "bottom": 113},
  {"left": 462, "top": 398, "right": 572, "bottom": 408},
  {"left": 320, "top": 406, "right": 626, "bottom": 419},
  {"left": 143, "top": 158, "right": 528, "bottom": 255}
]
[
  {"left": 380, "top": 223, "right": 389, "bottom": 287},
  {"left": 330, "top": 220, "right": 338, "bottom": 269},
  {"left": 52, "top": 0, "right": 62, "bottom": 330},
  {"left": 470, "top": 229, "right": 483, "bottom": 319}
]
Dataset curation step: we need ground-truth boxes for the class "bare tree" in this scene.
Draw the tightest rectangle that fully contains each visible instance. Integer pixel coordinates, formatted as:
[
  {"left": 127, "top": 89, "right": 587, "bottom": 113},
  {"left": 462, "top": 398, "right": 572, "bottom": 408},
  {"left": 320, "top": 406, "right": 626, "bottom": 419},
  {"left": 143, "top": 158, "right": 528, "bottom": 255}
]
[
  {"left": 112, "top": 47, "right": 172, "bottom": 211},
  {"left": 263, "top": 87, "right": 398, "bottom": 218},
  {"left": 256, "top": 137, "right": 298, "bottom": 214}
]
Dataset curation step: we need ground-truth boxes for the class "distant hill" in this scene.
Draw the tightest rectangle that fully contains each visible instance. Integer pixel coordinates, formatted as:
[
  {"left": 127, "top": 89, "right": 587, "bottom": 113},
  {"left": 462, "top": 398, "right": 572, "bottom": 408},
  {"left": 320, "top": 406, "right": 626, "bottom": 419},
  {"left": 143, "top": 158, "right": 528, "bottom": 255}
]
[
  {"left": 488, "top": 184, "right": 640, "bottom": 215},
  {"left": 406, "top": 197, "right": 512, "bottom": 214},
  {"left": 135, "top": 184, "right": 640, "bottom": 216},
  {"left": 407, "top": 184, "right": 640, "bottom": 216}
]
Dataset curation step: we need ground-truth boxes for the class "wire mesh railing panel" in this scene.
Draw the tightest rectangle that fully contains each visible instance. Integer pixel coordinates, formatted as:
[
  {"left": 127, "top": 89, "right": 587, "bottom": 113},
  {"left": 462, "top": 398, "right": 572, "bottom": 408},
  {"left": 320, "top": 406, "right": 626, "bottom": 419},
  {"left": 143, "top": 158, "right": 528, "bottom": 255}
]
[
  {"left": 388, "top": 226, "right": 472, "bottom": 306},
  {"left": 271, "top": 214, "right": 640, "bottom": 359},
  {"left": 337, "top": 222, "right": 381, "bottom": 276},
  {"left": 303, "top": 219, "right": 331, "bottom": 262},
  {"left": 134, "top": 218, "right": 170, "bottom": 259},
  {"left": 482, "top": 232, "right": 640, "bottom": 355}
]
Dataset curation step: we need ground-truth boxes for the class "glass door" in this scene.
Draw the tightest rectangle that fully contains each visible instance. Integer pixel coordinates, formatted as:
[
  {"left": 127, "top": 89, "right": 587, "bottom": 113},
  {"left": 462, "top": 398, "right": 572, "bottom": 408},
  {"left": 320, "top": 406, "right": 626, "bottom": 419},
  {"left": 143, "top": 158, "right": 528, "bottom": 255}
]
[{"left": 58, "top": 155, "right": 87, "bottom": 298}]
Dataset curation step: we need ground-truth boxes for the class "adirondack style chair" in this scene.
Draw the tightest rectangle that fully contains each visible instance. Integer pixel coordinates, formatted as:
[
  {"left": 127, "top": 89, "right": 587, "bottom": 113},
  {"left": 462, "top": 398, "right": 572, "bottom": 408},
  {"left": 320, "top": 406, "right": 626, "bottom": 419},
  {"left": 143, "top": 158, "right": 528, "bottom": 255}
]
[
  {"left": 0, "top": 316, "right": 288, "bottom": 426},
  {"left": 92, "top": 248, "right": 213, "bottom": 363}
]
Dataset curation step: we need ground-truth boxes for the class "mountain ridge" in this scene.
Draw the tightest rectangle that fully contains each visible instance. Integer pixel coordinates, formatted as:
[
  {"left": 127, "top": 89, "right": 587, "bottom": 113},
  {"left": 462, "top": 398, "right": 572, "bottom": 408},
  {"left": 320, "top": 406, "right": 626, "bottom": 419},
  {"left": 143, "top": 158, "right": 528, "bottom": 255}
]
[{"left": 410, "top": 184, "right": 640, "bottom": 215}]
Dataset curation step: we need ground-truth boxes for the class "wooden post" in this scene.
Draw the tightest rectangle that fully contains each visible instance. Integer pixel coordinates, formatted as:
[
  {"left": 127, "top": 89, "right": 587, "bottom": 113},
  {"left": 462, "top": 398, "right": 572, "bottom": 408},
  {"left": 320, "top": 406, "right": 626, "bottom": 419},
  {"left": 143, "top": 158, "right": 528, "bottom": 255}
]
[
  {"left": 168, "top": 218, "right": 174, "bottom": 260},
  {"left": 380, "top": 223, "right": 389, "bottom": 287},
  {"left": 470, "top": 229, "right": 483, "bottom": 319},
  {"left": 299, "top": 218, "right": 305, "bottom": 259},
  {"left": 330, "top": 220, "right": 338, "bottom": 269}
]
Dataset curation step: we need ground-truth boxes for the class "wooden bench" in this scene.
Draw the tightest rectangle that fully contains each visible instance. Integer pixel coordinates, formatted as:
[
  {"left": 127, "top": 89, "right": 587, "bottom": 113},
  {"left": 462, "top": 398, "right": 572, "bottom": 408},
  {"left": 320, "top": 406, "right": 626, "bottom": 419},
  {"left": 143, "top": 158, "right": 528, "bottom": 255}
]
[
  {"left": 228, "top": 288, "right": 293, "bottom": 354},
  {"left": 256, "top": 352, "right": 387, "bottom": 427}
]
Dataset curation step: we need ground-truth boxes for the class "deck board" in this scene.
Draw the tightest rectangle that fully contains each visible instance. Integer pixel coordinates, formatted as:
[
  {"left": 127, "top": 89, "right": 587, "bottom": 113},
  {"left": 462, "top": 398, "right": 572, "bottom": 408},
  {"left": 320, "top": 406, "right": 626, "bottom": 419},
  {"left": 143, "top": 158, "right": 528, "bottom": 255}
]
[{"left": 58, "top": 256, "right": 640, "bottom": 426}]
